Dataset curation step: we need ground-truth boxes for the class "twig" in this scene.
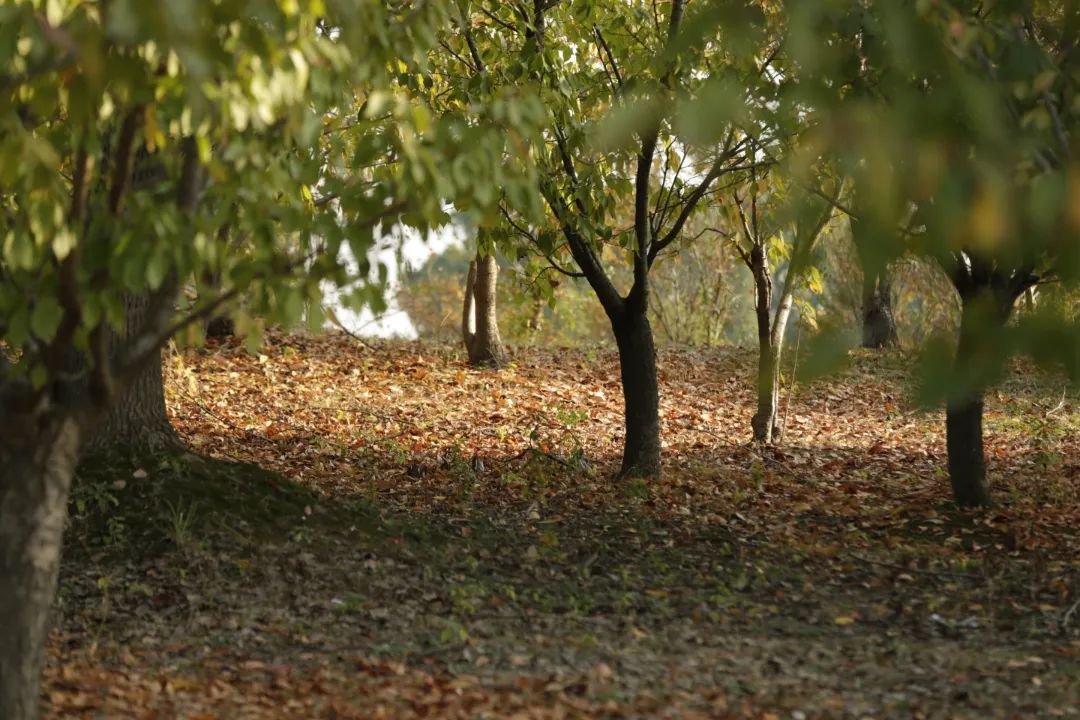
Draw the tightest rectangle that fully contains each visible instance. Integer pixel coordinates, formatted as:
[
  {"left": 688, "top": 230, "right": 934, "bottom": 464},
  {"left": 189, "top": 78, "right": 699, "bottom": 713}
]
[
  {"left": 1063, "top": 597, "right": 1080, "bottom": 630},
  {"left": 846, "top": 552, "right": 979, "bottom": 580},
  {"left": 509, "top": 446, "right": 585, "bottom": 472},
  {"left": 323, "top": 305, "right": 372, "bottom": 348},
  {"left": 1045, "top": 385, "right": 1068, "bottom": 417}
]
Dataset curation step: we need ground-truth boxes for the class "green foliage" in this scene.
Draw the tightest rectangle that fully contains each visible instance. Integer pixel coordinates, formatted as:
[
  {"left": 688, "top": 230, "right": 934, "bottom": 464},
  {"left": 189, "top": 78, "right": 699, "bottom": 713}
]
[
  {"left": 775, "top": 1, "right": 1078, "bottom": 378},
  {"left": 0, "top": 0, "right": 541, "bottom": 409}
]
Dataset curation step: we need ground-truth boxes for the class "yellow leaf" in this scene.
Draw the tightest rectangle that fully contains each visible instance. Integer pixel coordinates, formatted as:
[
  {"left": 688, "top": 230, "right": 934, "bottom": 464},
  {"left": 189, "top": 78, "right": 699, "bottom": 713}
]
[
  {"left": 968, "top": 186, "right": 1006, "bottom": 250},
  {"left": 833, "top": 615, "right": 856, "bottom": 626}
]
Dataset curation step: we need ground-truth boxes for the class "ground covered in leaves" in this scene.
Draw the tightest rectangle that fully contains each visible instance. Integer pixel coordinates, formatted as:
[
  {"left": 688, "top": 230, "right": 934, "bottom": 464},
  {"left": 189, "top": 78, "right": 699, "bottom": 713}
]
[{"left": 47, "top": 332, "right": 1080, "bottom": 718}]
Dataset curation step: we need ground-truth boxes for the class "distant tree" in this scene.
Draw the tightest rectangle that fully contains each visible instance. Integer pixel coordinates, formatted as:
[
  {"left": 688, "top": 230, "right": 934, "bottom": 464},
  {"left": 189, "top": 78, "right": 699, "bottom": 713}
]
[
  {"left": 462, "top": 247, "right": 507, "bottom": 367},
  {"left": 729, "top": 169, "right": 839, "bottom": 443},
  {"left": 649, "top": 207, "right": 748, "bottom": 347},
  {"left": 860, "top": 266, "right": 899, "bottom": 350}
]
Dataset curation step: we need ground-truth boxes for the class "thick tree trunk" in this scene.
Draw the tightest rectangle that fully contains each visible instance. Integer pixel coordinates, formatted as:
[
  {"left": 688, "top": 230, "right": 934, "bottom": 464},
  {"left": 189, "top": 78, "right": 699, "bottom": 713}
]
[
  {"left": 461, "top": 253, "right": 506, "bottom": 367},
  {"left": 862, "top": 268, "right": 898, "bottom": 349},
  {"left": 83, "top": 294, "right": 180, "bottom": 455},
  {"left": 611, "top": 305, "right": 661, "bottom": 478},
  {"left": 944, "top": 296, "right": 998, "bottom": 508},
  {"left": 946, "top": 390, "right": 990, "bottom": 508},
  {"left": 0, "top": 413, "right": 81, "bottom": 720}
]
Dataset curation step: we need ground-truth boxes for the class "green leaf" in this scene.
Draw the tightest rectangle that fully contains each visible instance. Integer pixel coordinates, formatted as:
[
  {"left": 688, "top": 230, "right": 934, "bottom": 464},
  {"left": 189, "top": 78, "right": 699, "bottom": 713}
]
[{"left": 30, "top": 297, "right": 64, "bottom": 341}]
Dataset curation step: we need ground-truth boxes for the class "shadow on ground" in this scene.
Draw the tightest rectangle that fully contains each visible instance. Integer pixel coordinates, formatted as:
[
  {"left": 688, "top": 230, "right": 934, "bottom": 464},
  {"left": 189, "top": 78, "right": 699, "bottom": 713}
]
[{"left": 49, "top": 438, "right": 1080, "bottom": 719}]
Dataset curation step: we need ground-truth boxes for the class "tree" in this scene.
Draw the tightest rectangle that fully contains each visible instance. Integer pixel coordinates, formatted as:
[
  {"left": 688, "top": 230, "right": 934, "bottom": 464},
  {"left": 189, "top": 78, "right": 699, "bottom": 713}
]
[
  {"left": 432, "top": 0, "right": 768, "bottom": 477},
  {"left": 861, "top": 265, "right": 899, "bottom": 349},
  {"left": 462, "top": 249, "right": 507, "bottom": 366},
  {"left": 81, "top": 293, "right": 181, "bottom": 455},
  {"left": 730, "top": 170, "right": 837, "bottom": 443},
  {"left": 0, "top": 2, "right": 535, "bottom": 716},
  {"left": 79, "top": 148, "right": 184, "bottom": 455},
  {"left": 777, "top": 0, "right": 1078, "bottom": 505}
]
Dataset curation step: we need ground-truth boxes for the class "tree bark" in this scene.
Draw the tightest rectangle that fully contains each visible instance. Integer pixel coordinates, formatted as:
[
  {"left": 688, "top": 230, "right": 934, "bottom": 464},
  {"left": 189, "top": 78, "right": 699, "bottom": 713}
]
[
  {"left": 943, "top": 270, "right": 1029, "bottom": 508},
  {"left": 0, "top": 412, "right": 81, "bottom": 720},
  {"left": 82, "top": 293, "right": 181, "bottom": 456},
  {"left": 461, "top": 253, "right": 506, "bottom": 367},
  {"left": 611, "top": 305, "right": 662, "bottom": 478},
  {"left": 944, "top": 291, "right": 1003, "bottom": 508},
  {"left": 947, "top": 309, "right": 990, "bottom": 507},
  {"left": 946, "top": 389, "right": 990, "bottom": 508},
  {"left": 749, "top": 246, "right": 781, "bottom": 443},
  {"left": 861, "top": 267, "right": 899, "bottom": 349}
]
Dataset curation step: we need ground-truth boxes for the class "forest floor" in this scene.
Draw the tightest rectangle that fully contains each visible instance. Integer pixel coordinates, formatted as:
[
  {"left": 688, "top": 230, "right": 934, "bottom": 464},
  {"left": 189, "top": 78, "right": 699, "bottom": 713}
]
[{"left": 45, "top": 331, "right": 1080, "bottom": 719}]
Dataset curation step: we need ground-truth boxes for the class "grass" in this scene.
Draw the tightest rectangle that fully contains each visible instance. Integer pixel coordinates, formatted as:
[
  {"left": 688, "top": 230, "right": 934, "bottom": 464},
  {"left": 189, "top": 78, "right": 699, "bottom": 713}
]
[{"left": 67, "top": 452, "right": 319, "bottom": 558}]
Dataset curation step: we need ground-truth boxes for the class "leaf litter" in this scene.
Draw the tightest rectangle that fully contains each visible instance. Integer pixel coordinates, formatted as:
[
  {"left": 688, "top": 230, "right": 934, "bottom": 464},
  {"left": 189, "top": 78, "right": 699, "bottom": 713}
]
[{"left": 46, "top": 331, "right": 1080, "bottom": 718}]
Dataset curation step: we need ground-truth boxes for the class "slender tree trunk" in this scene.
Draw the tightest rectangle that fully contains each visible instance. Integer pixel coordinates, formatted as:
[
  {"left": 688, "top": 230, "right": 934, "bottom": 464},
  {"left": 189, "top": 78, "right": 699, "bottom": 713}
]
[
  {"left": 610, "top": 304, "right": 661, "bottom": 478},
  {"left": 461, "top": 253, "right": 506, "bottom": 367},
  {"left": 749, "top": 246, "right": 780, "bottom": 443},
  {"left": 753, "top": 341, "right": 781, "bottom": 444},
  {"left": 203, "top": 227, "right": 235, "bottom": 338},
  {"left": 0, "top": 413, "right": 81, "bottom": 720},
  {"left": 862, "top": 267, "right": 898, "bottom": 349},
  {"left": 83, "top": 294, "right": 180, "bottom": 456}
]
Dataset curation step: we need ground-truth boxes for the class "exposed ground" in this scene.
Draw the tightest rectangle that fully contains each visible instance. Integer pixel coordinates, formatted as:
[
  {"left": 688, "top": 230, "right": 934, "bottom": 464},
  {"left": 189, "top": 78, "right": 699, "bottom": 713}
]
[{"left": 46, "top": 332, "right": 1080, "bottom": 718}]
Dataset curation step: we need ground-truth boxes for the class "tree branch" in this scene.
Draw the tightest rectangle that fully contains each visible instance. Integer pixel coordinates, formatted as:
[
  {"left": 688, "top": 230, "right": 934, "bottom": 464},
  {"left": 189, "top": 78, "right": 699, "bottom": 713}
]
[
  {"left": 107, "top": 107, "right": 143, "bottom": 216},
  {"left": 46, "top": 133, "right": 92, "bottom": 374},
  {"left": 539, "top": 183, "right": 623, "bottom": 313},
  {"left": 649, "top": 143, "right": 744, "bottom": 264},
  {"left": 594, "top": 26, "right": 624, "bottom": 89}
]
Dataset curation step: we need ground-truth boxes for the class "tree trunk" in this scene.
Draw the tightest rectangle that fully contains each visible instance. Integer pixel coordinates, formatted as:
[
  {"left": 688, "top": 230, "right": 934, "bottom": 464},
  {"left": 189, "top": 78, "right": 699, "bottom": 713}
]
[
  {"left": 461, "top": 253, "right": 506, "bottom": 367},
  {"left": 611, "top": 305, "right": 662, "bottom": 478},
  {"left": 946, "top": 389, "right": 989, "bottom": 508},
  {"left": 749, "top": 246, "right": 779, "bottom": 443},
  {"left": 862, "top": 268, "right": 898, "bottom": 349},
  {"left": 0, "top": 413, "right": 81, "bottom": 720},
  {"left": 946, "top": 317, "right": 990, "bottom": 507},
  {"left": 753, "top": 341, "right": 781, "bottom": 444},
  {"left": 944, "top": 295, "right": 998, "bottom": 508},
  {"left": 82, "top": 294, "right": 180, "bottom": 456}
]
